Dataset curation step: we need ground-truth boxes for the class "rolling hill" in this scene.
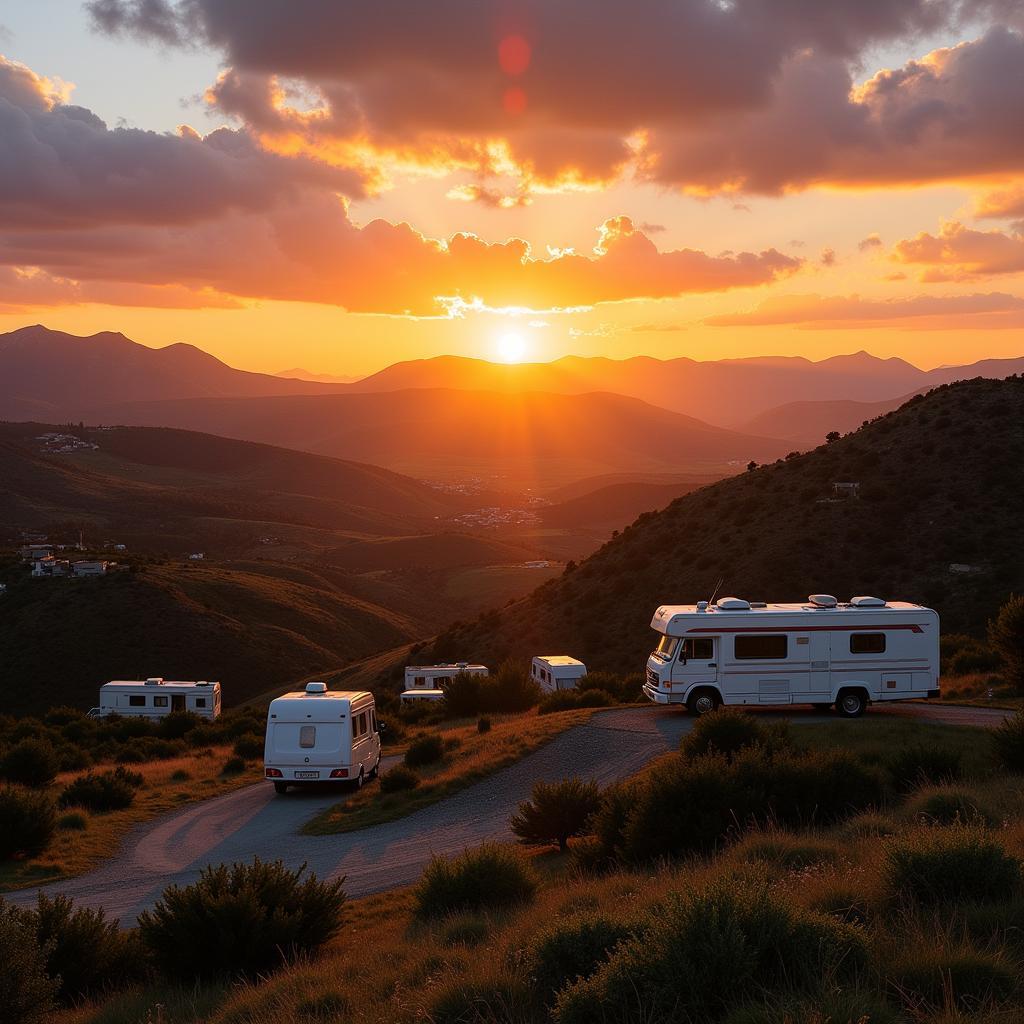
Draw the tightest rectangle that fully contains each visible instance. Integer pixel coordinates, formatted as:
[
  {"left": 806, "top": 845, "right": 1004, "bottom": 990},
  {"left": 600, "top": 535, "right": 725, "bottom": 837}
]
[
  {"left": 736, "top": 393, "right": 919, "bottom": 443},
  {"left": 81, "top": 389, "right": 790, "bottom": 488},
  {"left": 0, "top": 325, "right": 347, "bottom": 421},
  {"left": 428, "top": 375, "right": 1024, "bottom": 673},
  {"left": 539, "top": 479, "right": 713, "bottom": 531}
]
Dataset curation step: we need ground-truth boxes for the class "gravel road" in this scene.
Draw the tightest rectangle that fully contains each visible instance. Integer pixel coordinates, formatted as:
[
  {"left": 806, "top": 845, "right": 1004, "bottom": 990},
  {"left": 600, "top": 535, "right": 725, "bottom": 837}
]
[{"left": 5, "top": 702, "right": 1009, "bottom": 924}]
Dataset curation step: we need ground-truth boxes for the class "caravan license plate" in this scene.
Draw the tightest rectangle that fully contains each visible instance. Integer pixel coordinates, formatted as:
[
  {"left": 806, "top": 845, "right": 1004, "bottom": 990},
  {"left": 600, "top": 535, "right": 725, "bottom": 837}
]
[{"left": 294, "top": 770, "right": 319, "bottom": 779}]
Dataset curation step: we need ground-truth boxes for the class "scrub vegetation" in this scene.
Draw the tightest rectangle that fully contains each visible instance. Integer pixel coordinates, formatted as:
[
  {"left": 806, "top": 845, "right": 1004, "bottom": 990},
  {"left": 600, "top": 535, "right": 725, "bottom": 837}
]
[{"left": 28, "top": 712, "right": 1024, "bottom": 1024}]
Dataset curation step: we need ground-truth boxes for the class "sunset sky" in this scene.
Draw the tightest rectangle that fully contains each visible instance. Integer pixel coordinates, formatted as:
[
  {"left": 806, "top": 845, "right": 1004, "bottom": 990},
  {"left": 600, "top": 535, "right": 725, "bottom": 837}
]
[{"left": 2, "top": 1, "right": 1024, "bottom": 375}]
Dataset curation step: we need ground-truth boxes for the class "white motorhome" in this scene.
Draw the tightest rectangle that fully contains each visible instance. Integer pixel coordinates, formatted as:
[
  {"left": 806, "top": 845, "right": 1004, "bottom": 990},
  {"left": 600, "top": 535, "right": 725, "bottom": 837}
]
[
  {"left": 264, "top": 683, "right": 381, "bottom": 793},
  {"left": 532, "top": 656, "right": 587, "bottom": 693},
  {"left": 401, "top": 662, "right": 488, "bottom": 703},
  {"left": 643, "top": 595, "right": 939, "bottom": 718},
  {"left": 89, "top": 678, "right": 221, "bottom": 720}
]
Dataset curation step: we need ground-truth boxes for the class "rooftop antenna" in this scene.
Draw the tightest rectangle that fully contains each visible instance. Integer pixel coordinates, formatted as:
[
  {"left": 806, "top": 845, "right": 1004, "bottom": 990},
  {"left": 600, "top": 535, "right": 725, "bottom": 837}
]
[{"left": 708, "top": 577, "right": 725, "bottom": 607}]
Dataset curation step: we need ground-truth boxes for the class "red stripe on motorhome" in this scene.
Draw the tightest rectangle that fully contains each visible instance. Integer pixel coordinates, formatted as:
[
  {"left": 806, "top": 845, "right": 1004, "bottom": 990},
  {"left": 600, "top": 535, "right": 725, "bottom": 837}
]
[{"left": 685, "top": 623, "right": 925, "bottom": 634}]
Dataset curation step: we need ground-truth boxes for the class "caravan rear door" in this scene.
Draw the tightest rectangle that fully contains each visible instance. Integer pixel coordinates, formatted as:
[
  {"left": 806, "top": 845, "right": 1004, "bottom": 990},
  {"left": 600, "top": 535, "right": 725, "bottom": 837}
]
[{"left": 270, "top": 720, "right": 348, "bottom": 771}]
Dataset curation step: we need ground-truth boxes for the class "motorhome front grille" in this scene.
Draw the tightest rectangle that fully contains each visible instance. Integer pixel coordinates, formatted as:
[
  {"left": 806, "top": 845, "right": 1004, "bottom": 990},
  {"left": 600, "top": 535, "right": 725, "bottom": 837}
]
[{"left": 646, "top": 669, "right": 659, "bottom": 687}]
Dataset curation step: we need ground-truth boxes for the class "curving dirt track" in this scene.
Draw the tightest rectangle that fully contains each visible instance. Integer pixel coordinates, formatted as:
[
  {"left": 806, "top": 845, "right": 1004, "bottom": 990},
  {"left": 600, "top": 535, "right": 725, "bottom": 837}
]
[{"left": 4, "top": 703, "right": 1009, "bottom": 924}]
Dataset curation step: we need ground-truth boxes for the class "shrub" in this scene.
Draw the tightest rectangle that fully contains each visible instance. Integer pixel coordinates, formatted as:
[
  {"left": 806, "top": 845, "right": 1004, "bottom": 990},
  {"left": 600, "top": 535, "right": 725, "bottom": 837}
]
[
  {"left": 442, "top": 671, "right": 485, "bottom": 717},
  {"left": 528, "top": 916, "right": 633, "bottom": 1003},
  {"left": 890, "top": 946, "right": 1018, "bottom": 1011},
  {"left": 30, "top": 893, "right": 141, "bottom": 1004},
  {"left": 481, "top": 660, "right": 542, "bottom": 714},
  {"left": 0, "top": 786, "right": 57, "bottom": 859},
  {"left": 989, "top": 594, "right": 1024, "bottom": 689},
  {"left": 907, "top": 787, "right": 990, "bottom": 825},
  {"left": 438, "top": 914, "right": 490, "bottom": 947},
  {"left": 137, "top": 858, "right": 346, "bottom": 980},
  {"left": 427, "top": 974, "right": 532, "bottom": 1024},
  {"left": 57, "top": 812, "right": 87, "bottom": 831},
  {"left": 477, "top": 716, "right": 491, "bottom": 734},
  {"left": 554, "top": 879, "right": 867, "bottom": 1024},
  {"left": 991, "top": 709, "right": 1024, "bottom": 774},
  {"left": 884, "top": 827, "right": 1021, "bottom": 905},
  {"left": 680, "top": 708, "right": 789, "bottom": 761},
  {"left": 511, "top": 777, "right": 602, "bottom": 852},
  {"left": 414, "top": 844, "right": 538, "bottom": 919},
  {"left": 221, "top": 755, "right": 247, "bottom": 775},
  {"left": 0, "top": 739, "right": 60, "bottom": 788},
  {"left": 170, "top": 769, "right": 191, "bottom": 782},
  {"left": 885, "top": 742, "right": 963, "bottom": 791},
  {"left": 0, "top": 904, "right": 58, "bottom": 1024},
  {"left": 734, "top": 832, "right": 840, "bottom": 871},
  {"left": 60, "top": 767, "right": 142, "bottom": 812},
  {"left": 157, "top": 711, "right": 201, "bottom": 739},
  {"left": 380, "top": 765, "right": 419, "bottom": 794},
  {"left": 404, "top": 734, "right": 444, "bottom": 769},
  {"left": 539, "top": 689, "right": 615, "bottom": 715},
  {"left": 233, "top": 734, "right": 265, "bottom": 760}
]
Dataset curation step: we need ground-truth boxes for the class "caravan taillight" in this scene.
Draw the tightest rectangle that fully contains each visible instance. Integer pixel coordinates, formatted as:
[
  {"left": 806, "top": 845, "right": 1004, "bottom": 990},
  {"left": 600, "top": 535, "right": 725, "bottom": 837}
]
[
  {"left": 329, "top": 768, "right": 348, "bottom": 778},
  {"left": 265, "top": 768, "right": 283, "bottom": 778}
]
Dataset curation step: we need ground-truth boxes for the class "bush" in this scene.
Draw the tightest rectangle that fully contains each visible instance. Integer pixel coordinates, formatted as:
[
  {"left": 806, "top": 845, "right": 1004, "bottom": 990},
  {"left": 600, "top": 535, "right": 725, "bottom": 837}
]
[
  {"left": 414, "top": 844, "right": 538, "bottom": 919},
  {"left": 441, "top": 671, "right": 485, "bottom": 717},
  {"left": 734, "top": 832, "right": 840, "bottom": 871},
  {"left": 991, "top": 709, "right": 1024, "bottom": 773},
  {"left": 380, "top": 765, "right": 420, "bottom": 794},
  {"left": 554, "top": 879, "right": 867, "bottom": 1024},
  {"left": 0, "top": 904, "right": 58, "bottom": 1023},
  {"left": 57, "top": 812, "right": 87, "bottom": 831},
  {"left": 0, "top": 786, "right": 57, "bottom": 859},
  {"left": 221, "top": 756, "right": 246, "bottom": 775},
  {"left": 60, "top": 767, "right": 142, "bottom": 812},
  {"left": 482, "top": 660, "right": 542, "bottom": 714},
  {"left": 0, "top": 739, "right": 60, "bottom": 788},
  {"left": 885, "top": 742, "right": 963, "bottom": 790},
  {"left": 157, "top": 711, "right": 201, "bottom": 739},
  {"left": 680, "top": 708, "right": 788, "bottom": 761},
  {"left": 427, "top": 974, "right": 532, "bottom": 1024},
  {"left": 138, "top": 858, "right": 346, "bottom": 980},
  {"left": 511, "top": 777, "right": 602, "bottom": 852},
  {"left": 989, "top": 594, "right": 1024, "bottom": 689},
  {"left": 29, "top": 893, "right": 141, "bottom": 1004},
  {"left": 539, "top": 689, "right": 615, "bottom": 715},
  {"left": 907, "top": 787, "right": 990, "bottom": 825},
  {"left": 404, "top": 734, "right": 444, "bottom": 769},
  {"left": 477, "top": 716, "right": 491, "bottom": 734},
  {"left": 884, "top": 827, "right": 1021, "bottom": 905},
  {"left": 528, "top": 916, "right": 634, "bottom": 1003},
  {"left": 891, "top": 946, "right": 1019, "bottom": 1011},
  {"left": 233, "top": 734, "right": 265, "bottom": 760}
]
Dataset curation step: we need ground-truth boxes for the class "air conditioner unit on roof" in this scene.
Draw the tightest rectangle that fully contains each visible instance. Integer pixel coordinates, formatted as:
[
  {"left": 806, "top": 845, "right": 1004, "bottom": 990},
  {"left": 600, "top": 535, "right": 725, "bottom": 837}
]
[
  {"left": 850, "top": 595, "right": 886, "bottom": 607},
  {"left": 809, "top": 594, "right": 838, "bottom": 607},
  {"left": 716, "top": 597, "right": 751, "bottom": 610}
]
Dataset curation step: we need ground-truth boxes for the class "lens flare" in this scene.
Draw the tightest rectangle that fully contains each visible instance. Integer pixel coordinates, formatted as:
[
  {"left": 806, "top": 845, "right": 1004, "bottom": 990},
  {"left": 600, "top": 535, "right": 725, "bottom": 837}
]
[{"left": 496, "top": 332, "right": 527, "bottom": 363}]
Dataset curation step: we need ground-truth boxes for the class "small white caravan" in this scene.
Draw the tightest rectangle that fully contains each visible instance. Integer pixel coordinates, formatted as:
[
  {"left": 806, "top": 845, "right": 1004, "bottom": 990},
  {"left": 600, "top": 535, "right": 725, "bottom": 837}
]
[
  {"left": 401, "top": 662, "right": 488, "bottom": 703},
  {"left": 532, "top": 656, "right": 588, "bottom": 693},
  {"left": 264, "top": 683, "right": 380, "bottom": 793},
  {"left": 89, "top": 678, "right": 221, "bottom": 720},
  {"left": 644, "top": 595, "right": 940, "bottom": 718}
]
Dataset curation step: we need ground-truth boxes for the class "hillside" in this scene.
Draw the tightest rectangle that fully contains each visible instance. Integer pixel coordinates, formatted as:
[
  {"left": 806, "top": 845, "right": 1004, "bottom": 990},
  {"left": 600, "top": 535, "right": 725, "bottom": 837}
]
[
  {"left": 85, "top": 388, "right": 790, "bottom": 488},
  {"left": 539, "top": 479, "right": 711, "bottom": 531},
  {"left": 0, "top": 325, "right": 347, "bottom": 420},
  {"left": 429, "top": 376, "right": 1024, "bottom": 672},
  {"left": 737, "top": 393, "right": 918, "bottom": 442},
  {"left": 0, "top": 562, "right": 421, "bottom": 716}
]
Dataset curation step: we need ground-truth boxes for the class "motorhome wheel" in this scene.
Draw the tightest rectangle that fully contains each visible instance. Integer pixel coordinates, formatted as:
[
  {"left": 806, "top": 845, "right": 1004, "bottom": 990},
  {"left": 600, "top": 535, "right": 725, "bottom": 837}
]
[{"left": 837, "top": 691, "right": 867, "bottom": 718}]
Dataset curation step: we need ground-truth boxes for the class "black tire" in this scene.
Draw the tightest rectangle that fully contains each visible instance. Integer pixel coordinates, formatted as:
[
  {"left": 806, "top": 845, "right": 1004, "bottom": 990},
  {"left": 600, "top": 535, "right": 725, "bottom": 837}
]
[
  {"left": 836, "top": 690, "right": 867, "bottom": 718},
  {"left": 687, "top": 688, "right": 722, "bottom": 716},
  {"left": 273, "top": 781, "right": 288, "bottom": 794}
]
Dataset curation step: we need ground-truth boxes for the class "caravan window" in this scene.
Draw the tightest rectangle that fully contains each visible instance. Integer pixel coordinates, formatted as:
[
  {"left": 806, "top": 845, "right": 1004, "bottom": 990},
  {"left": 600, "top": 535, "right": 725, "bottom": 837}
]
[
  {"left": 153, "top": 696, "right": 168, "bottom": 707},
  {"left": 128, "top": 695, "right": 146, "bottom": 707},
  {"left": 195, "top": 697, "right": 207, "bottom": 708},
  {"left": 735, "top": 635, "right": 788, "bottom": 660},
  {"left": 353, "top": 713, "right": 367, "bottom": 739},
  {"left": 654, "top": 635, "right": 680, "bottom": 660},
  {"left": 299, "top": 726, "right": 316, "bottom": 748},
  {"left": 850, "top": 633, "right": 886, "bottom": 654},
  {"left": 681, "top": 638, "right": 714, "bottom": 661}
]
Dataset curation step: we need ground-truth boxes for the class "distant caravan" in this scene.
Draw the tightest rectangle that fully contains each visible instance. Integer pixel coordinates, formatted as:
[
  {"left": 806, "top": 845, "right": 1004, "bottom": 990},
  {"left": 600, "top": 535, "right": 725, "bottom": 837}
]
[
  {"left": 88, "top": 677, "right": 221, "bottom": 720},
  {"left": 643, "top": 595, "right": 940, "bottom": 718}
]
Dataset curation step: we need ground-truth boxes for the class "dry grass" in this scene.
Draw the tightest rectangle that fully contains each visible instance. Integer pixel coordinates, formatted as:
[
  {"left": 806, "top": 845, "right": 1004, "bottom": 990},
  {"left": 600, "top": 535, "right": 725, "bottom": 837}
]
[
  {"left": 303, "top": 708, "right": 596, "bottom": 835},
  {"left": 0, "top": 746, "right": 255, "bottom": 891}
]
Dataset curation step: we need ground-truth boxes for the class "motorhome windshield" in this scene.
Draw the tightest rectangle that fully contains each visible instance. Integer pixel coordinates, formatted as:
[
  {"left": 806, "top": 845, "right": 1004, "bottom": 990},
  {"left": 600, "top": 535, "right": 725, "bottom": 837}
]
[{"left": 653, "top": 635, "right": 680, "bottom": 660}]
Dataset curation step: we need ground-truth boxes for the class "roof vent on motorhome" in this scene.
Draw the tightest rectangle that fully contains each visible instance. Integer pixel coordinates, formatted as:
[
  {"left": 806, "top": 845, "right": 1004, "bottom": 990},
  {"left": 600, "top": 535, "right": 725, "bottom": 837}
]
[
  {"left": 696, "top": 600, "right": 709, "bottom": 612},
  {"left": 716, "top": 597, "right": 751, "bottom": 610},
  {"left": 850, "top": 595, "right": 886, "bottom": 607},
  {"left": 305, "top": 681, "right": 328, "bottom": 695},
  {"left": 145, "top": 677, "right": 163, "bottom": 685},
  {"left": 809, "top": 594, "right": 838, "bottom": 608}
]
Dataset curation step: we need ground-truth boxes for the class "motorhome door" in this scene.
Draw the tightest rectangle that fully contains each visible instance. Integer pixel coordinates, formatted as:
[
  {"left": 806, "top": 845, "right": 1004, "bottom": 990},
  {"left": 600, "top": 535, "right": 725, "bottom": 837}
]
[
  {"left": 172, "top": 694, "right": 185, "bottom": 712},
  {"left": 677, "top": 637, "right": 718, "bottom": 686},
  {"left": 808, "top": 632, "right": 830, "bottom": 701}
]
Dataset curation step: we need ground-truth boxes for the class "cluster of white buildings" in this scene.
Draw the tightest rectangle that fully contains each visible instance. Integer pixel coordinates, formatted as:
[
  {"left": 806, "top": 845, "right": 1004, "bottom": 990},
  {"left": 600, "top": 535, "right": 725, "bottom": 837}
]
[
  {"left": 35, "top": 432, "right": 99, "bottom": 454},
  {"left": 31, "top": 557, "right": 116, "bottom": 578}
]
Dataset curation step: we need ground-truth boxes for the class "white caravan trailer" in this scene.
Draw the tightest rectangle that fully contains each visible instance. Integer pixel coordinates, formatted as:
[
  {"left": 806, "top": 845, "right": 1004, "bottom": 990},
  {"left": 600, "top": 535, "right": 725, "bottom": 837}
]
[
  {"left": 264, "top": 683, "right": 380, "bottom": 793},
  {"left": 89, "top": 678, "right": 221, "bottom": 720},
  {"left": 532, "top": 656, "right": 587, "bottom": 693},
  {"left": 643, "top": 595, "right": 939, "bottom": 718},
  {"left": 401, "top": 662, "right": 488, "bottom": 703}
]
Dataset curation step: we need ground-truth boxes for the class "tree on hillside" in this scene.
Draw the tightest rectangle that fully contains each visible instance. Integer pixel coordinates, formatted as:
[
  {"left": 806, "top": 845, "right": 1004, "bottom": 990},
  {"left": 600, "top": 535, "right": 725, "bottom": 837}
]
[
  {"left": 989, "top": 595, "right": 1024, "bottom": 690},
  {"left": 511, "top": 777, "right": 602, "bottom": 852},
  {"left": 825, "top": 431, "right": 841, "bottom": 444}
]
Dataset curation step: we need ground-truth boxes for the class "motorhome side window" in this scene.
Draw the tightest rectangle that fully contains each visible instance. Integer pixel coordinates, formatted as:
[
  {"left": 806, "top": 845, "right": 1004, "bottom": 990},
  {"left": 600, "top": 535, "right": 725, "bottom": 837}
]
[
  {"left": 681, "top": 638, "right": 714, "bottom": 660},
  {"left": 153, "top": 696, "right": 168, "bottom": 707},
  {"left": 850, "top": 633, "right": 886, "bottom": 654},
  {"left": 734, "top": 635, "right": 788, "bottom": 660},
  {"left": 195, "top": 697, "right": 206, "bottom": 708},
  {"left": 129, "top": 695, "right": 146, "bottom": 706},
  {"left": 353, "top": 713, "right": 366, "bottom": 739},
  {"left": 299, "top": 725, "right": 316, "bottom": 748}
]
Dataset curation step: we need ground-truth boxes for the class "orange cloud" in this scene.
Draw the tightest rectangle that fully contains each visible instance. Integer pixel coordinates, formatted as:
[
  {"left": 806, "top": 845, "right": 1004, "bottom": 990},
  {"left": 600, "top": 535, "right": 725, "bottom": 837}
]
[
  {"left": 705, "top": 291, "right": 1024, "bottom": 329},
  {"left": 892, "top": 222, "right": 1024, "bottom": 280}
]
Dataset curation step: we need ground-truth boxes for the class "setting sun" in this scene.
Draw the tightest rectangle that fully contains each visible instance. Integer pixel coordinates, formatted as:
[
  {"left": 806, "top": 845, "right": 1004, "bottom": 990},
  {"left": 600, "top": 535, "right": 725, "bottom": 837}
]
[{"left": 495, "top": 332, "right": 528, "bottom": 363}]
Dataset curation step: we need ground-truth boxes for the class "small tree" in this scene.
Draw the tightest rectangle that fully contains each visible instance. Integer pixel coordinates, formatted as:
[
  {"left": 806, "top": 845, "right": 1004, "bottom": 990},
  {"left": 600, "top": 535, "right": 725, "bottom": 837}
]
[
  {"left": 0, "top": 739, "right": 60, "bottom": 788},
  {"left": 989, "top": 594, "right": 1024, "bottom": 690},
  {"left": 825, "top": 430, "right": 841, "bottom": 444},
  {"left": 746, "top": 461, "right": 758, "bottom": 472},
  {"left": 511, "top": 777, "right": 602, "bottom": 852},
  {"left": 0, "top": 906, "right": 58, "bottom": 1024}
]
